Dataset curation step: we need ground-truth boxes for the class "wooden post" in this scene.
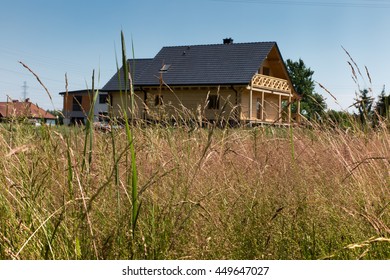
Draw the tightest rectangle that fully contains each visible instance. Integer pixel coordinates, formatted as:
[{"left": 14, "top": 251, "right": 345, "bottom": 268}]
[
  {"left": 261, "top": 91, "right": 265, "bottom": 121},
  {"left": 297, "top": 99, "right": 301, "bottom": 123},
  {"left": 249, "top": 79, "right": 253, "bottom": 126},
  {"left": 288, "top": 94, "right": 292, "bottom": 123},
  {"left": 278, "top": 93, "right": 282, "bottom": 123}
]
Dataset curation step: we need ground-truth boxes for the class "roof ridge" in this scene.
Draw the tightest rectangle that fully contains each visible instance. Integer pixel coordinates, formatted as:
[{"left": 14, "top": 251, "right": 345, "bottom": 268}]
[
  {"left": 127, "top": 58, "right": 154, "bottom": 61},
  {"left": 161, "top": 41, "right": 276, "bottom": 48}
]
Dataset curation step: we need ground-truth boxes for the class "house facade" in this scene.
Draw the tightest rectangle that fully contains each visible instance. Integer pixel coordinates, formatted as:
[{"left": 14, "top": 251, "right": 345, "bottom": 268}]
[
  {"left": 60, "top": 90, "right": 109, "bottom": 125},
  {"left": 60, "top": 39, "right": 301, "bottom": 125},
  {"left": 101, "top": 39, "right": 301, "bottom": 125},
  {"left": 0, "top": 99, "right": 56, "bottom": 125}
]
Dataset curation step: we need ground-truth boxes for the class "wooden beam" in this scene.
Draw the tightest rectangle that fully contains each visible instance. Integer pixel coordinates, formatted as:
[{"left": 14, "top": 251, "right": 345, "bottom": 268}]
[
  {"left": 246, "top": 86, "right": 272, "bottom": 93},
  {"left": 278, "top": 94, "right": 282, "bottom": 123},
  {"left": 297, "top": 99, "right": 301, "bottom": 123},
  {"left": 273, "top": 91, "right": 292, "bottom": 97},
  {"left": 261, "top": 91, "right": 264, "bottom": 121},
  {"left": 249, "top": 79, "right": 253, "bottom": 125},
  {"left": 288, "top": 94, "right": 292, "bottom": 123},
  {"left": 247, "top": 86, "right": 291, "bottom": 97}
]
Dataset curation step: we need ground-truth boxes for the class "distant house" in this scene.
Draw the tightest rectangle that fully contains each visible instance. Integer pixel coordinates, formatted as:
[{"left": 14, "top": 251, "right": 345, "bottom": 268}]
[
  {"left": 59, "top": 90, "right": 109, "bottom": 125},
  {"left": 0, "top": 99, "right": 56, "bottom": 125},
  {"left": 101, "top": 38, "right": 301, "bottom": 125}
]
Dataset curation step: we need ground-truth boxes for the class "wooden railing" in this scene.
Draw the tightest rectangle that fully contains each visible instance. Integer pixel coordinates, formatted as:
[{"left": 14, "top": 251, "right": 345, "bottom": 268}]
[{"left": 251, "top": 74, "right": 291, "bottom": 93}]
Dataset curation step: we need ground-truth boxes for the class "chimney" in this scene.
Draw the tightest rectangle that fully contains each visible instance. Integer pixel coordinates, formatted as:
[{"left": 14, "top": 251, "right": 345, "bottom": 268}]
[{"left": 223, "top": 38, "right": 233, "bottom": 45}]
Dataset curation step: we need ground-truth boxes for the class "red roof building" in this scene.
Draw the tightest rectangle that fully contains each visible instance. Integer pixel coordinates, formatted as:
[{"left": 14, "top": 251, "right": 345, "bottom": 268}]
[{"left": 0, "top": 99, "right": 56, "bottom": 122}]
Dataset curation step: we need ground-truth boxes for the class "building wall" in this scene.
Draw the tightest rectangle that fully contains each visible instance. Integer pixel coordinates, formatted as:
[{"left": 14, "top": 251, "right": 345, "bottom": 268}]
[
  {"left": 63, "top": 94, "right": 73, "bottom": 113},
  {"left": 240, "top": 89, "right": 251, "bottom": 120},
  {"left": 241, "top": 89, "right": 270, "bottom": 121},
  {"left": 110, "top": 86, "right": 241, "bottom": 122},
  {"left": 62, "top": 91, "right": 104, "bottom": 125},
  {"left": 110, "top": 91, "right": 145, "bottom": 119},
  {"left": 93, "top": 92, "right": 109, "bottom": 121},
  {"left": 63, "top": 93, "right": 93, "bottom": 114},
  {"left": 263, "top": 93, "right": 279, "bottom": 122},
  {"left": 109, "top": 86, "right": 294, "bottom": 124},
  {"left": 240, "top": 89, "right": 286, "bottom": 122}
]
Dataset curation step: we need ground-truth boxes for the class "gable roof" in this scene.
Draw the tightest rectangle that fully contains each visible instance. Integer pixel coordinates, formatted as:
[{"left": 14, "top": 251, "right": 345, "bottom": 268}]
[
  {"left": 0, "top": 100, "right": 56, "bottom": 119},
  {"left": 102, "top": 42, "right": 277, "bottom": 90},
  {"left": 102, "top": 58, "right": 153, "bottom": 91}
]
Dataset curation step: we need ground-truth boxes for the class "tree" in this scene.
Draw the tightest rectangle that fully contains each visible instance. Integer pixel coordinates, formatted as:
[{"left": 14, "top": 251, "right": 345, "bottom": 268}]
[
  {"left": 354, "top": 88, "right": 373, "bottom": 125},
  {"left": 47, "top": 109, "right": 64, "bottom": 125},
  {"left": 327, "top": 109, "right": 354, "bottom": 129},
  {"left": 375, "top": 87, "right": 390, "bottom": 119},
  {"left": 286, "top": 58, "right": 327, "bottom": 120}
]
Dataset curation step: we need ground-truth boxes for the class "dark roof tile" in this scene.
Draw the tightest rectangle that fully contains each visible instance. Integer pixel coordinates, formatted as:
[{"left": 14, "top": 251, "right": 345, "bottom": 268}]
[
  {"left": 140, "top": 42, "right": 276, "bottom": 86},
  {"left": 102, "top": 42, "right": 277, "bottom": 90},
  {"left": 102, "top": 58, "right": 153, "bottom": 91}
]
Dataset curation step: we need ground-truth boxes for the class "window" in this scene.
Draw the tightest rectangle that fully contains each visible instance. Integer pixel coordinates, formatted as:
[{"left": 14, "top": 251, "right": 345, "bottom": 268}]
[
  {"left": 99, "top": 94, "right": 109, "bottom": 104},
  {"left": 263, "top": 67, "right": 270, "bottom": 76},
  {"left": 207, "top": 95, "right": 219, "bottom": 110},
  {"left": 72, "top": 96, "right": 82, "bottom": 111},
  {"left": 159, "top": 64, "right": 171, "bottom": 72},
  {"left": 98, "top": 111, "right": 109, "bottom": 123},
  {"left": 70, "top": 117, "right": 85, "bottom": 125},
  {"left": 155, "top": 95, "right": 163, "bottom": 106}
]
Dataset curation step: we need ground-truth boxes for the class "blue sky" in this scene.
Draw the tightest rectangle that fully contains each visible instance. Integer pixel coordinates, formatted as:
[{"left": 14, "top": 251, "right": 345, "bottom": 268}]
[{"left": 1, "top": 0, "right": 390, "bottom": 111}]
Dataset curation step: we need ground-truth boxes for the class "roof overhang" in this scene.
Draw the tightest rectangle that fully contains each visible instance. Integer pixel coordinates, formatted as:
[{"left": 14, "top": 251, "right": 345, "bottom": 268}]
[{"left": 59, "top": 89, "right": 101, "bottom": 96}]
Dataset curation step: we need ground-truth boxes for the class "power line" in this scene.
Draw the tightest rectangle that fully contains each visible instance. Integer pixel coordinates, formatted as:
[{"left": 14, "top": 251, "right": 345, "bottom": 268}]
[
  {"left": 0, "top": 45, "right": 89, "bottom": 71},
  {"left": 0, "top": 67, "right": 64, "bottom": 84},
  {"left": 210, "top": 0, "right": 390, "bottom": 8}
]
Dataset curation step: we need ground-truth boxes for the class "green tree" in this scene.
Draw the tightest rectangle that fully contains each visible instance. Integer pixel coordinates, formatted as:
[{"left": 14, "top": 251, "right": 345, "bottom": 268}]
[
  {"left": 375, "top": 87, "right": 390, "bottom": 119},
  {"left": 47, "top": 109, "right": 64, "bottom": 125},
  {"left": 354, "top": 89, "right": 373, "bottom": 125},
  {"left": 286, "top": 58, "right": 327, "bottom": 120},
  {"left": 327, "top": 109, "right": 354, "bottom": 129}
]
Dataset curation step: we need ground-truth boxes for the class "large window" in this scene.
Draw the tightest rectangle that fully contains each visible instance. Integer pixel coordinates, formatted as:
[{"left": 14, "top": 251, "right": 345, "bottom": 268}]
[
  {"left": 72, "top": 96, "right": 82, "bottom": 111},
  {"left": 207, "top": 95, "right": 219, "bottom": 110}
]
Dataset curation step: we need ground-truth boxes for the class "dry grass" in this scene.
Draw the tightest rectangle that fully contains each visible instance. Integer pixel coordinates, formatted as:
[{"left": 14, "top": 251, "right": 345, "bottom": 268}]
[{"left": 0, "top": 120, "right": 389, "bottom": 260}]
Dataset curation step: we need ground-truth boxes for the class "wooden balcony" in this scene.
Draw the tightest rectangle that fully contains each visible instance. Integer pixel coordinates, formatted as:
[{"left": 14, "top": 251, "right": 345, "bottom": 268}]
[{"left": 251, "top": 74, "right": 291, "bottom": 94}]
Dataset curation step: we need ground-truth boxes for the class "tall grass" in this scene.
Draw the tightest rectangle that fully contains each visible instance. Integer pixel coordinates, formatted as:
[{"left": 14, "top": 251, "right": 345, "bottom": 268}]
[
  {"left": 0, "top": 115, "right": 388, "bottom": 260},
  {"left": 0, "top": 37, "right": 389, "bottom": 260},
  {"left": 117, "top": 31, "right": 140, "bottom": 258}
]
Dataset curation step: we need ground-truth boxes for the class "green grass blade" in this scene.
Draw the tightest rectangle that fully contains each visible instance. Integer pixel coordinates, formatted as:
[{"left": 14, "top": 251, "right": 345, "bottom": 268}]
[{"left": 120, "top": 31, "right": 139, "bottom": 239}]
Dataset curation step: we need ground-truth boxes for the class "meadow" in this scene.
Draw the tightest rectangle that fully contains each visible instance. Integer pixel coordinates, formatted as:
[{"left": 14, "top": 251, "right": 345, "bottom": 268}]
[
  {"left": 1, "top": 34, "right": 389, "bottom": 260},
  {"left": 0, "top": 118, "right": 389, "bottom": 260}
]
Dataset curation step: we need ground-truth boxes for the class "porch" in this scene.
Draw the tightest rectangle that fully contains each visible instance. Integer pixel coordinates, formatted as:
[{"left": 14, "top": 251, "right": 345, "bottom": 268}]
[{"left": 247, "top": 74, "right": 301, "bottom": 124}]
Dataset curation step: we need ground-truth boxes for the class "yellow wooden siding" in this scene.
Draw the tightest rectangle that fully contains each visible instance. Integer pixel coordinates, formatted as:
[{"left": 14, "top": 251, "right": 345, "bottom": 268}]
[
  {"left": 240, "top": 89, "right": 286, "bottom": 122},
  {"left": 260, "top": 60, "right": 273, "bottom": 76},
  {"left": 158, "top": 88, "right": 234, "bottom": 120},
  {"left": 110, "top": 91, "right": 145, "bottom": 118},
  {"left": 111, "top": 87, "right": 239, "bottom": 121},
  {"left": 263, "top": 94, "right": 279, "bottom": 122},
  {"left": 240, "top": 89, "right": 264, "bottom": 121},
  {"left": 109, "top": 88, "right": 295, "bottom": 123},
  {"left": 264, "top": 46, "right": 291, "bottom": 80}
]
